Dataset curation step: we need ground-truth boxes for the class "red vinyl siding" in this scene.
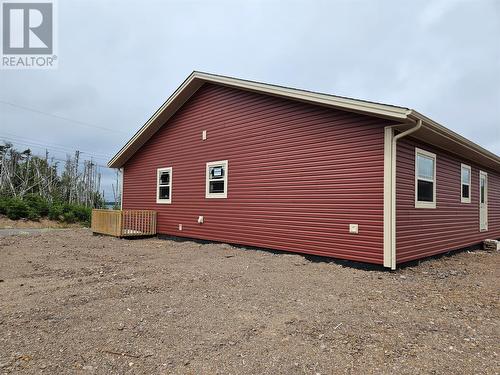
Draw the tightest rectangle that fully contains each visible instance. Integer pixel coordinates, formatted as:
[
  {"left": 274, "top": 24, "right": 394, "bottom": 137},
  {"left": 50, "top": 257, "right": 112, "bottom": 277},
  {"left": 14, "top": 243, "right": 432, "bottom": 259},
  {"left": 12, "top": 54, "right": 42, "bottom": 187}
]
[
  {"left": 123, "top": 84, "right": 390, "bottom": 264},
  {"left": 396, "top": 137, "right": 500, "bottom": 263}
]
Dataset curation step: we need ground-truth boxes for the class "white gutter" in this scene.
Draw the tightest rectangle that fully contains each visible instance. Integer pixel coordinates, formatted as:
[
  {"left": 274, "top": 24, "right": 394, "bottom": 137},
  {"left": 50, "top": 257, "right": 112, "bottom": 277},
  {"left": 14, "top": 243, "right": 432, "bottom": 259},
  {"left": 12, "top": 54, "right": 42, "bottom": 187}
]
[
  {"left": 108, "top": 71, "right": 410, "bottom": 168},
  {"left": 410, "top": 111, "right": 500, "bottom": 167},
  {"left": 108, "top": 72, "right": 499, "bottom": 171},
  {"left": 384, "top": 119, "right": 422, "bottom": 269}
]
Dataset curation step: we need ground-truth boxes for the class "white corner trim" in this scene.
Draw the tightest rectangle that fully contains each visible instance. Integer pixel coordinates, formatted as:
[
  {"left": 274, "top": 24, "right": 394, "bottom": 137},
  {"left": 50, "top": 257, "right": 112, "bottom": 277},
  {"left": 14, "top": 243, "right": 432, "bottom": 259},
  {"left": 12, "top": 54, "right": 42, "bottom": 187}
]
[
  {"left": 384, "top": 121, "right": 423, "bottom": 270},
  {"left": 205, "top": 160, "right": 228, "bottom": 199},
  {"left": 156, "top": 167, "right": 172, "bottom": 204},
  {"left": 119, "top": 167, "right": 124, "bottom": 209},
  {"left": 383, "top": 127, "right": 394, "bottom": 269}
]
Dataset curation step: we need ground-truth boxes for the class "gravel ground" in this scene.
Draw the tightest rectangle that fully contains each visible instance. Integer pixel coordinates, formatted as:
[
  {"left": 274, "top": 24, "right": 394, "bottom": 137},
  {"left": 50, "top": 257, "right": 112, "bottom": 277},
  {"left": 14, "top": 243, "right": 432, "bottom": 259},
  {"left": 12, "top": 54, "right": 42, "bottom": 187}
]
[
  {"left": 0, "top": 229, "right": 498, "bottom": 374},
  {"left": 0, "top": 229, "right": 69, "bottom": 236}
]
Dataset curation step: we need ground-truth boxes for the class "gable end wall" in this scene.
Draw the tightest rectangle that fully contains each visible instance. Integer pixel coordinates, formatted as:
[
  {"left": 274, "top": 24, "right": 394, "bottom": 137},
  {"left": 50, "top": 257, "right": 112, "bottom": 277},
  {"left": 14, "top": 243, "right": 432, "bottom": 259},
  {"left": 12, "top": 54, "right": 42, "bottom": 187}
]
[{"left": 123, "top": 84, "right": 390, "bottom": 264}]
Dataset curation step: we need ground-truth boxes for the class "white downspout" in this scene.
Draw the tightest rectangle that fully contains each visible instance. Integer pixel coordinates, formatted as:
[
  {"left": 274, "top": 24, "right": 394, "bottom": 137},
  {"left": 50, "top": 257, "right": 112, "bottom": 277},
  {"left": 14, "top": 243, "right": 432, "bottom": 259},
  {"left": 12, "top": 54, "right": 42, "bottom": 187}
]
[
  {"left": 389, "top": 119, "right": 422, "bottom": 269},
  {"left": 119, "top": 167, "right": 124, "bottom": 210}
]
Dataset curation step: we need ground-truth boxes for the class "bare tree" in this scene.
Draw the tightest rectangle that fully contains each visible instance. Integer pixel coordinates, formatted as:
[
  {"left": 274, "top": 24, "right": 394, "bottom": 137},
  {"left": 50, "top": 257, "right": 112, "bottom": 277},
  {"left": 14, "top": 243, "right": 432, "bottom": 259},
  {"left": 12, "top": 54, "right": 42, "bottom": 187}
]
[{"left": 0, "top": 142, "right": 104, "bottom": 208}]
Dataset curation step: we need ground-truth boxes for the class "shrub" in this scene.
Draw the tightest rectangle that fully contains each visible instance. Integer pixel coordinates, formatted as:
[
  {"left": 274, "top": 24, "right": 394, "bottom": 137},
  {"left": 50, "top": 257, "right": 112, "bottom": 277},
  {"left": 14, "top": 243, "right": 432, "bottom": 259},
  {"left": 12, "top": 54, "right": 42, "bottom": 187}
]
[
  {"left": 0, "top": 196, "right": 10, "bottom": 215},
  {"left": 1, "top": 196, "right": 91, "bottom": 226},
  {"left": 63, "top": 204, "right": 91, "bottom": 226},
  {"left": 69, "top": 205, "right": 91, "bottom": 224},
  {"left": 23, "top": 195, "right": 50, "bottom": 217},
  {"left": 62, "top": 210, "right": 76, "bottom": 223},
  {"left": 47, "top": 203, "right": 91, "bottom": 225},
  {"left": 73, "top": 206, "right": 92, "bottom": 223},
  {"left": 5, "top": 198, "right": 38, "bottom": 220},
  {"left": 48, "top": 204, "right": 63, "bottom": 221}
]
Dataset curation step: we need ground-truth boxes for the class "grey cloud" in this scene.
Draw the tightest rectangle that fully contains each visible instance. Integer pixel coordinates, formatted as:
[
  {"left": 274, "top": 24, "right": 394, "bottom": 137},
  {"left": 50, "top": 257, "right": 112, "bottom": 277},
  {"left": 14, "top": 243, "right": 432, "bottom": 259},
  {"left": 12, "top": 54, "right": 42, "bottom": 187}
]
[{"left": 1, "top": 0, "right": 499, "bottom": 199}]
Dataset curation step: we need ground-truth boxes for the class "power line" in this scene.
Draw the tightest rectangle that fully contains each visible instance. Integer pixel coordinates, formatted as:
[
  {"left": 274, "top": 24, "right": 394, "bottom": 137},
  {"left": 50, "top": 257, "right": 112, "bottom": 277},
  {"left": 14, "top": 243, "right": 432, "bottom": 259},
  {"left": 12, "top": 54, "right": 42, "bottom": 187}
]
[
  {"left": 27, "top": 151, "right": 110, "bottom": 169},
  {"left": 0, "top": 99, "right": 129, "bottom": 134},
  {"left": 0, "top": 131, "right": 113, "bottom": 157},
  {"left": 45, "top": 156, "right": 110, "bottom": 169},
  {"left": 0, "top": 138, "right": 111, "bottom": 163},
  {"left": 0, "top": 139, "right": 112, "bottom": 168},
  {"left": 0, "top": 133, "right": 113, "bottom": 159},
  {"left": 2, "top": 146, "right": 111, "bottom": 169}
]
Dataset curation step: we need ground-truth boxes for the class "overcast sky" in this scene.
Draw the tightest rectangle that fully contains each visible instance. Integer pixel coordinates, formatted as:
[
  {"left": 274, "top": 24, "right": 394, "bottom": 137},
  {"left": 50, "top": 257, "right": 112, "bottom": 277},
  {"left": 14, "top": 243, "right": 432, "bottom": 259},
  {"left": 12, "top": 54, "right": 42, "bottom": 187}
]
[{"left": 1, "top": 0, "right": 499, "bottom": 200}]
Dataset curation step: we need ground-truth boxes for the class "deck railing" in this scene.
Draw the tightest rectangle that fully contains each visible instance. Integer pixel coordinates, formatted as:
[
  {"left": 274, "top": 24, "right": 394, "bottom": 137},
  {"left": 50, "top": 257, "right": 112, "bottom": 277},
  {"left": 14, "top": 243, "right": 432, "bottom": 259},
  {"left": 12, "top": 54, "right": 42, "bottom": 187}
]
[{"left": 91, "top": 209, "right": 157, "bottom": 237}]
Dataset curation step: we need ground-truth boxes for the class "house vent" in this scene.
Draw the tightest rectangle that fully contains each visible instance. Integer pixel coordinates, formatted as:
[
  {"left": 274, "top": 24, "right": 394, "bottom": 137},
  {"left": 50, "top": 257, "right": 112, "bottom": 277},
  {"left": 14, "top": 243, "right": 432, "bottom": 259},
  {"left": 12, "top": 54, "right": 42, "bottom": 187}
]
[{"left": 484, "top": 239, "right": 500, "bottom": 251}]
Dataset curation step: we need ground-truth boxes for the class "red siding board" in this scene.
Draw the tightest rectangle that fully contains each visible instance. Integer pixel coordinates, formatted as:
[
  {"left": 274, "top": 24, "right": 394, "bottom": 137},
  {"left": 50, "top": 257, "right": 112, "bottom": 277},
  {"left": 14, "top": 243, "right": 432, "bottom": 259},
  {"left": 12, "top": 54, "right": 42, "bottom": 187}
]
[
  {"left": 123, "top": 84, "right": 389, "bottom": 265},
  {"left": 396, "top": 137, "right": 500, "bottom": 263}
]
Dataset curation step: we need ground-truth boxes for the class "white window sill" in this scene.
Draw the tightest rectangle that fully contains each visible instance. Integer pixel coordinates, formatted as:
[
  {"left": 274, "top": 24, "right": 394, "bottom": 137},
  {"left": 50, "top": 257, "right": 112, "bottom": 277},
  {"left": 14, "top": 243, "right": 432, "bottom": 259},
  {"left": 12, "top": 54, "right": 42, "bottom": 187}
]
[
  {"left": 156, "top": 199, "right": 172, "bottom": 204},
  {"left": 205, "top": 193, "right": 227, "bottom": 199},
  {"left": 415, "top": 201, "right": 436, "bottom": 209}
]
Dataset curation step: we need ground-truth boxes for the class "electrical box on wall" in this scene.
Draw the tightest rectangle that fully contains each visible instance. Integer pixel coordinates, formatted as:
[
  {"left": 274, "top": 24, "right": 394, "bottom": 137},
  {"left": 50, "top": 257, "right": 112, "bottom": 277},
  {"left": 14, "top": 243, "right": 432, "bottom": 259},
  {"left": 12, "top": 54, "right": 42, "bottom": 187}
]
[
  {"left": 349, "top": 224, "right": 359, "bottom": 234},
  {"left": 202, "top": 130, "right": 207, "bottom": 140}
]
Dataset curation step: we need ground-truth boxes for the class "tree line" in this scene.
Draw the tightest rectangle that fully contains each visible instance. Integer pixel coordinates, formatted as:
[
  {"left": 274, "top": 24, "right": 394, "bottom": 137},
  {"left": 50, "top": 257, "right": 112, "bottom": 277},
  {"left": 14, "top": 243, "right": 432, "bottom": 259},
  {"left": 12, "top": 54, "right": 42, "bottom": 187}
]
[{"left": 0, "top": 142, "right": 106, "bottom": 224}]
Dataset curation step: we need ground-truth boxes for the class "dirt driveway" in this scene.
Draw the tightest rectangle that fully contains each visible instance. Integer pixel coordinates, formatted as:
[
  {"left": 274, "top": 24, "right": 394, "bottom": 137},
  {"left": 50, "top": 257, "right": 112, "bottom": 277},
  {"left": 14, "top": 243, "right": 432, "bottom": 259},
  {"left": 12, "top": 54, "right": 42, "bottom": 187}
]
[{"left": 0, "top": 229, "right": 498, "bottom": 374}]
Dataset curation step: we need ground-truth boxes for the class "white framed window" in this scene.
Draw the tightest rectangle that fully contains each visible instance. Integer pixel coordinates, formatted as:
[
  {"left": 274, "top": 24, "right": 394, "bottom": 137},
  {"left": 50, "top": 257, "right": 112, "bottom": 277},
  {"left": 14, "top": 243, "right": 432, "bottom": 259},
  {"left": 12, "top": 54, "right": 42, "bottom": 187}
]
[
  {"left": 156, "top": 167, "right": 172, "bottom": 204},
  {"left": 415, "top": 148, "right": 436, "bottom": 209},
  {"left": 206, "top": 160, "right": 228, "bottom": 198},
  {"left": 460, "top": 164, "right": 471, "bottom": 203},
  {"left": 479, "top": 170, "right": 488, "bottom": 232}
]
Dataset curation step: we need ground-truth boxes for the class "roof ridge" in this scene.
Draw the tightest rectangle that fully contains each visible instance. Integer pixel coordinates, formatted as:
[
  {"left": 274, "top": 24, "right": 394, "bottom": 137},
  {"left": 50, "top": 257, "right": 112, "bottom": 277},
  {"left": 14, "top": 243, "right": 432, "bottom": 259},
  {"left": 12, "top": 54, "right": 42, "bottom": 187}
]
[
  {"left": 108, "top": 71, "right": 499, "bottom": 169},
  {"left": 192, "top": 70, "right": 410, "bottom": 112}
]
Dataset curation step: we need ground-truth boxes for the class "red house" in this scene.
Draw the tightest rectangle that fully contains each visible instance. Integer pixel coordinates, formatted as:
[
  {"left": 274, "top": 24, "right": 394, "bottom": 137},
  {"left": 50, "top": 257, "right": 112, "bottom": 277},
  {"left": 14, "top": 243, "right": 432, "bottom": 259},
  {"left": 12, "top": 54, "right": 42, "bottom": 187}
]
[{"left": 108, "top": 72, "right": 500, "bottom": 269}]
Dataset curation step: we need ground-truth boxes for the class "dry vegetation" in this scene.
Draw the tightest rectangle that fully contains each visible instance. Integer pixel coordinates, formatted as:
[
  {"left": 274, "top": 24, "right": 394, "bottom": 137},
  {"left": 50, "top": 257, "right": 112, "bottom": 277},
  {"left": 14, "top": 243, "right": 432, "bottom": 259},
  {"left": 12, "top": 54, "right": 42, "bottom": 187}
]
[
  {"left": 0, "top": 229, "right": 498, "bottom": 374},
  {"left": 0, "top": 215, "right": 81, "bottom": 229}
]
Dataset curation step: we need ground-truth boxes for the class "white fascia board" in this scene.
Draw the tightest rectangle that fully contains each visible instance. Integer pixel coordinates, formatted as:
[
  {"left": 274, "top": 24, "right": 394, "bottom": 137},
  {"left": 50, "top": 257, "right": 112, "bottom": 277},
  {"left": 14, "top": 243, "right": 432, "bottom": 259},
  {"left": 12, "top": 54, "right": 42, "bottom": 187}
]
[
  {"left": 108, "top": 72, "right": 499, "bottom": 170},
  {"left": 195, "top": 72, "right": 411, "bottom": 120},
  {"left": 108, "top": 72, "right": 203, "bottom": 168},
  {"left": 108, "top": 72, "right": 411, "bottom": 168},
  {"left": 409, "top": 111, "right": 500, "bottom": 168}
]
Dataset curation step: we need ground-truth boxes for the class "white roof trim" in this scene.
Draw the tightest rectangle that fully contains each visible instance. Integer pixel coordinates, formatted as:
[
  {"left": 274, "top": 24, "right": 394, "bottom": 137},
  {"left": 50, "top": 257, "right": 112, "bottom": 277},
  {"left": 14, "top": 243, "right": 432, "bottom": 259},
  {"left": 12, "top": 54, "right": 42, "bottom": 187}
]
[
  {"left": 197, "top": 72, "right": 411, "bottom": 119},
  {"left": 108, "top": 71, "right": 500, "bottom": 171}
]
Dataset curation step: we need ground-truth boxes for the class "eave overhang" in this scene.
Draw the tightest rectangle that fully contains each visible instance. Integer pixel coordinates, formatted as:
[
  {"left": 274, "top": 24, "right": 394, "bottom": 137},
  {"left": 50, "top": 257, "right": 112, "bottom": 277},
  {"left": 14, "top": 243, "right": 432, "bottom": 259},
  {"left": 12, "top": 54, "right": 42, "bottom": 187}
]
[{"left": 108, "top": 71, "right": 499, "bottom": 172}]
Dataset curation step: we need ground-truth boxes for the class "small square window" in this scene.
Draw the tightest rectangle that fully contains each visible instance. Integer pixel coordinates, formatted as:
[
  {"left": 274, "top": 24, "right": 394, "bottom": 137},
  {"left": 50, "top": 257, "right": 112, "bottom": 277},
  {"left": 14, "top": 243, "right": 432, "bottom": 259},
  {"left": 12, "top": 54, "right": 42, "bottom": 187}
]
[
  {"left": 460, "top": 164, "right": 471, "bottom": 203},
  {"left": 157, "top": 167, "right": 172, "bottom": 204},
  {"left": 206, "top": 160, "right": 228, "bottom": 198},
  {"left": 417, "top": 180, "right": 434, "bottom": 202},
  {"left": 209, "top": 180, "right": 225, "bottom": 193},
  {"left": 462, "top": 185, "right": 469, "bottom": 199},
  {"left": 159, "top": 186, "right": 170, "bottom": 200},
  {"left": 160, "top": 172, "right": 170, "bottom": 185}
]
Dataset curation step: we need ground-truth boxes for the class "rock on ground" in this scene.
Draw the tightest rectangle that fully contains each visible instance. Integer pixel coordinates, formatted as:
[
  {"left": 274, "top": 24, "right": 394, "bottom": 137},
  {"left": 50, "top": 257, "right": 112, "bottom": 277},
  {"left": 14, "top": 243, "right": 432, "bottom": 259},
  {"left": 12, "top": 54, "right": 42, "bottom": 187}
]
[{"left": 0, "top": 229, "right": 498, "bottom": 374}]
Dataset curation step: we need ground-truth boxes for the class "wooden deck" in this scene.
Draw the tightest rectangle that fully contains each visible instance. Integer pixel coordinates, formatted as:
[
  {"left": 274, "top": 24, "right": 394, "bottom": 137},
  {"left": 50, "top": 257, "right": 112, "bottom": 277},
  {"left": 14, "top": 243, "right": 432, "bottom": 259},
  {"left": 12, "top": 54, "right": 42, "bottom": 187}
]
[{"left": 91, "top": 209, "right": 157, "bottom": 237}]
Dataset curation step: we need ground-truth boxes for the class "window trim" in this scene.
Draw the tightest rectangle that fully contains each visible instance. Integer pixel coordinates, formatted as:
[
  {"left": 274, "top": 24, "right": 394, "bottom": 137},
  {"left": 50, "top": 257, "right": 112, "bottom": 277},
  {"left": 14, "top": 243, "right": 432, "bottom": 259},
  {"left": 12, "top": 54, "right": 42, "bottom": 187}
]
[
  {"left": 205, "top": 160, "right": 228, "bottom": 199},
  {"left": 156, "top": 167, "right": 172, "bottom": 204},
  {"left": 460, "top": 163, "right": 471, "bottom": 203},
  {"left": 415, "top": 148, "right": 436, "bottom": 209},
  {"left": 479, "top": 170, "right": 488, "bottom": 232}
]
